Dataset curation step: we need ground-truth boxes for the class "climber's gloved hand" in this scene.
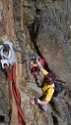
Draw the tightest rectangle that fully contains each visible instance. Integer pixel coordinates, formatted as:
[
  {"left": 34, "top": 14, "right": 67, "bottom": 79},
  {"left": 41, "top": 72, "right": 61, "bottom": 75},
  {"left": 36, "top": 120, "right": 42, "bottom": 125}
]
[
  {"left": 34, "top": 54, "right": 40, "bottom": 61},
  {"left": 31, "top": 98, "right": 40, "bottom": 105}
]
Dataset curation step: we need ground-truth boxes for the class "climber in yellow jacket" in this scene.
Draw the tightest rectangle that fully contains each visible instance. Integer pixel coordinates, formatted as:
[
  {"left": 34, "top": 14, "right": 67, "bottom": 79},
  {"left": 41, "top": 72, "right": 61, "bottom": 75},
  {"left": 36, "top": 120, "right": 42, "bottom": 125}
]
[{"left": 31, "top": 59, "right": 56, "bottom": 111}]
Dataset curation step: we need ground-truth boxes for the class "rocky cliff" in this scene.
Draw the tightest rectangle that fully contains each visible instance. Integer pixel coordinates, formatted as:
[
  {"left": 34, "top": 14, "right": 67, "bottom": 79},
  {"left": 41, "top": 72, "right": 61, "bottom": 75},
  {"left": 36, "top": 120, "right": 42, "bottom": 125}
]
[{"left": 0, "top": 0, "right": 71, "bottom": 125}]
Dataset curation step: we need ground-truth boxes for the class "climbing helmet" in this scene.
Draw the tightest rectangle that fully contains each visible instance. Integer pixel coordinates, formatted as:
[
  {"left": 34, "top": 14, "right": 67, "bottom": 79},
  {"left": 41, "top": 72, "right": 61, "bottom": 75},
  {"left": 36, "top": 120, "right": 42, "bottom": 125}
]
[{"left": 44, "top": 73, "right": 56, "bottom": 84}]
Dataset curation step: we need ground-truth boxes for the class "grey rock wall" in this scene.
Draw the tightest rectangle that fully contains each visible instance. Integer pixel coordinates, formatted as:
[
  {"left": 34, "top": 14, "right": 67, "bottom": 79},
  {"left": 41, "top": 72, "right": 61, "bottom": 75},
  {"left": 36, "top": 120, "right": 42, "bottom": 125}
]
[
  {"left": 23, "top": 0, "right": 71, "bottom": 85},
  {"left": 0, "top": 0, "right": 71, "bottom": 125}
]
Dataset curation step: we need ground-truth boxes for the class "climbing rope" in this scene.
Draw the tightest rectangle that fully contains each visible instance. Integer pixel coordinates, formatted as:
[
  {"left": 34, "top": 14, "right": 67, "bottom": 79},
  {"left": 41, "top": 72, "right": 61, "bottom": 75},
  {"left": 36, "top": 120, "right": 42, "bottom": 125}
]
[
  {"left": 4, "top": 64, "right": 26, "bottom": 125},
  {"left": 0, "top": 41, "right": 26, "bottom": 125},
  {"left": 32, "top": 65, "right": 38, "bottom": 81}
]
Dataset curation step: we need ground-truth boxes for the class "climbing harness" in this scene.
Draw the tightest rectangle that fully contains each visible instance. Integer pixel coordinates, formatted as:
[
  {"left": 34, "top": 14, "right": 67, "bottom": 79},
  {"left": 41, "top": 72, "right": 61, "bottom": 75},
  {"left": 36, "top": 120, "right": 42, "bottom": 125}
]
[{"left": 0, "top": 41, "right": 26, "bottom": 125}]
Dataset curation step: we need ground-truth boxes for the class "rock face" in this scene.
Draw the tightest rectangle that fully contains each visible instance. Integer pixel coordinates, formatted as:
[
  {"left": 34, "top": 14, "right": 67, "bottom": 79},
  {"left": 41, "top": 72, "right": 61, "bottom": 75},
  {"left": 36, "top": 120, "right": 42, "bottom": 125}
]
[
  {"left": 36, "top": 0, "right": 71, "bottom": 85},
  {"left": 0, "top": 0, "right": 71, "bottom": 125},
  {"left": 23, "top": 0, "right": 71, "bottom": 84}
]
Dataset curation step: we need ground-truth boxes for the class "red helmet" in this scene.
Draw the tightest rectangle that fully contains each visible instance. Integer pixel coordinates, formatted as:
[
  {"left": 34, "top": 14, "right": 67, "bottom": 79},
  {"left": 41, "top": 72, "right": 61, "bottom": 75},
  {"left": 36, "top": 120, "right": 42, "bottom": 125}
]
[{"left": 44, "top": 73, "right": 56, "bottom": 84}]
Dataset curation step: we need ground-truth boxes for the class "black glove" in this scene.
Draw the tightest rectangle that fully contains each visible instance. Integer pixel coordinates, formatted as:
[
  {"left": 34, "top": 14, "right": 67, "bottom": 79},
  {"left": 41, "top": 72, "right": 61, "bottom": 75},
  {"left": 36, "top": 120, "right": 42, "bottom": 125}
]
[{"left": 34, "top": 98, "right": 38, "bottom": 105}]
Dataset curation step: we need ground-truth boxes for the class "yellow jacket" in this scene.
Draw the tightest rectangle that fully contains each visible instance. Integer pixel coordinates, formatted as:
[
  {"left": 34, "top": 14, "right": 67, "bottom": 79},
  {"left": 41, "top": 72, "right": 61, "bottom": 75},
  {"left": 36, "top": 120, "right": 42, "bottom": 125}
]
[{"left": 41, "top": 70, "right": 55, "bottom": 102}]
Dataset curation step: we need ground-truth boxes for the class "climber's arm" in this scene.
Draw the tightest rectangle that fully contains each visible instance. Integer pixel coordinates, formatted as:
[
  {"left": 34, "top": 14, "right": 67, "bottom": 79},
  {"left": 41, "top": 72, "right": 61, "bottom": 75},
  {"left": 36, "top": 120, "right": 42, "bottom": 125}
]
[
  {"left": 37, "top": 99, "right": 49, "bottom": 105},
  {"left": 36, "top": 59, "right": 44, "bottom": 72},
  {"left": 36, "top": 59, "right": 48, "bottom": 75}
]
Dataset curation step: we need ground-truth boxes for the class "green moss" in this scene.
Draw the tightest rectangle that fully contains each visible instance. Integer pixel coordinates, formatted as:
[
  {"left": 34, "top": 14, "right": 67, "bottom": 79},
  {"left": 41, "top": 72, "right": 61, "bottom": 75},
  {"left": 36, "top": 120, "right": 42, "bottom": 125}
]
[
  {"left": 38, "top": 0, "right": 46, "bottom": 4},
  {"left": 52, "top": 0, "right": 64, "bottom": 2},
  {"left": 1, "top": 35, "right": 8, "bottom": 42},
  {"left": 23, "top": 14, "right": 32, "bottom": 26},
  {"left": 68, "top": 31, "right": 71, "bottom": 39},
  {"left": 28, "top": 40, "right": 35, "bottom": 50}
]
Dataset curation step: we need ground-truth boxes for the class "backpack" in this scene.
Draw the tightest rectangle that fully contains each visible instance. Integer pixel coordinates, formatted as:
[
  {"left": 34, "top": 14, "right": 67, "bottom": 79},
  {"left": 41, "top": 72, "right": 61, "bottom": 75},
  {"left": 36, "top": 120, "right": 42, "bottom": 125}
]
[{"left": 53, "top": 81, "right": 63, "bottom": 97}]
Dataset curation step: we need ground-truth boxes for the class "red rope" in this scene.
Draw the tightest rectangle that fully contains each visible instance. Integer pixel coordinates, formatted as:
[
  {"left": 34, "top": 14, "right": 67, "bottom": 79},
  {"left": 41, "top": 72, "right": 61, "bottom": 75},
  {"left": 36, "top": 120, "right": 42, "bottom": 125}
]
[
  {"left": 31, "top": 65, "right": 38, "bottom": 81},
  {"left": 4, "top": 64, "right": 26, "bottom": 125}
]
